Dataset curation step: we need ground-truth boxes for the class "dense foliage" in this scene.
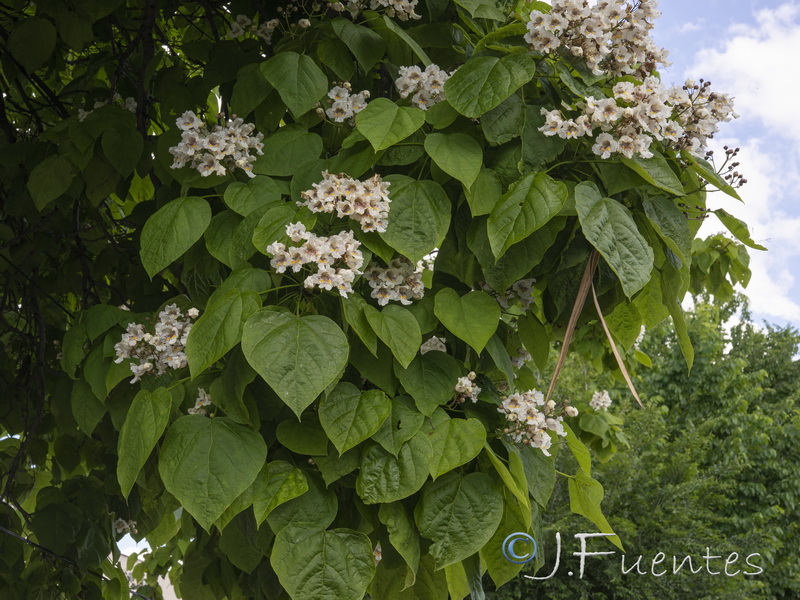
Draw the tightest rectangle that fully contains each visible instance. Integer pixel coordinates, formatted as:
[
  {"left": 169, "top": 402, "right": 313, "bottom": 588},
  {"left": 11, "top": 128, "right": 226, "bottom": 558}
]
[
  {"left": 491, "top": 297, "right": 800, "bottom": 600},
  {"left": 0, "top": 0, "right": 763, "bottom": 598}
]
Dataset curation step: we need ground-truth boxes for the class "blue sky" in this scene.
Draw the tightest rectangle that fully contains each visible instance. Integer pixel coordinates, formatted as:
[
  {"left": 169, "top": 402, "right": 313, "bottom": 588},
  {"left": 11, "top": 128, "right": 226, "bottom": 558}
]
[{"left": 651, "top": 1, "right": 800, "bottom": 328}]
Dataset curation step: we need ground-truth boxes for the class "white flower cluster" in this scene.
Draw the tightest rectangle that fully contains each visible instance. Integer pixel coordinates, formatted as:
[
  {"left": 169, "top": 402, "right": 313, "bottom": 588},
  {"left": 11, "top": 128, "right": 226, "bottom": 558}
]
[
  {"left": 540, "top": 76, "right": 737, "bottom": 158},
  {"left": 114, "top": 304, "right": 200, "bottom": 384},
  {"left": 188, "top": 388, "right": 212, "bottom": 416},
  {"left": 498, "top": 389, "right": 573, "bottom": 455},
  {"left": 394, "top": 65, "right": 453, "bottom": 110},
  {"left": 341, "top": 0, "right": 420, "bottom": 20},
  {"left": 525, "top": 0, "right": 669, "bottom": 78},
  {"left": 325, "top": 83, "right": 370, "bottom": 123},
  {"left": 454, "top": 372, "right": 481, "bottom": 404},
  {"left": 481, "top": 278, "right": 536, "bottom": 310},
  {"left": 299, "top": 171, "right": 391, "bottom": 233},
  {"left": 229, "top": 15, "right": 280, "bottom": 43},
  {"left": 113, "top": 518, "right": 138, "bottom": 535},
  {"left": 590, "top": 390, "right": 613, "bottom": 411},
  {"left": 169, "top": 111, "right": 264, "bottom": 178},
  {"left": 266, "top": 222, "right": 363, "bottom": 298},
  {"left": 78, "top": 93, "right": 137, "bottom": 122},
  {"left": 420, "top": 335, "right": 447, "bottom": 354},
  {"left": 511, "top": 347, "right": 532, "bottom": 369},
  {"left": 634, "top": 325, "right": 646, "bottom": 350},
  {"left": 363, "top": 256, "right": 429, "bottom": 306}
]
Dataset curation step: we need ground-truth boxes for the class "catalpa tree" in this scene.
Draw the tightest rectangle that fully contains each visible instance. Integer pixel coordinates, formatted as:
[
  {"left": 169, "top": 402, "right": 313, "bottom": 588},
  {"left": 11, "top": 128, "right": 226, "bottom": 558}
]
[{"left": 0, "top": 0, "right": 760, "bottom": 598}]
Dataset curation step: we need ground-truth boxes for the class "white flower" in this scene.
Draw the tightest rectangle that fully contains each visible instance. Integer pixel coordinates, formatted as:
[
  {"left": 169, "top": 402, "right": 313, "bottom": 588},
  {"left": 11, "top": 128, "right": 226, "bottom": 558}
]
[{"left": 590, "top": 390, "right": 612, "bottom": 411}]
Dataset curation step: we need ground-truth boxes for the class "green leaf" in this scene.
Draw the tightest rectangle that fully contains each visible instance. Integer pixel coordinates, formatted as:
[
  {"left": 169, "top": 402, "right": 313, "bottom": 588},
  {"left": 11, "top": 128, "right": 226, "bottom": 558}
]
[
  {"left": 428, "top": 418, "right": 486, "bottom": 479},
  {"left": 251, "top": 204, "right": 298, "bottom": 253},
  {"left": 342, "top": 293, "right": 379, "bottom": 355},
  {"left": 357, "top": 433, "right": 433, "bottom": 504},
  {"left": 204, "top": 211, "right": 248, "bottom": 268},
  {"left": 27, "top": 156, "right": 73, "bottom": 211},
  {"left": 276, "top": 418, "right": 330, "bottom": 456},
  {"left": 8, "top": 18, "right": 56, "bottom": 71},
  {"left": 563, "top": 422, "right": 592, "bottom": 476},
  {"left": 365, "top": 305, "right": 422, "bottom": 369},
  {"left": 606, "top": 301, "right": 643, "bottom": 350},
  {"left": 424, "top": 133, "right": 483, "bottom": 189},
  {"left": 254, "top": 125, "right": 324, "bottom": 177},
  {"left": 480, "top": 92, "right": 524, "bottom": 146},
  {"left": 158, "top": 416, "right": 267, "bottom": 531},
  {"left": 414, "top": 472, "right": 503, "bottom": 569},
  {"left": 70, "top": 379, "right": 106, "bottom": 435},
  {"left": 661, "top": 263, "right": 694, "bottom": 370},
  {"left": 241, "top": 307, "right": 349, "bottom": 418},
  {"left": 271, "top": 527, "right": 375, "bottom": 600},
  {"left": 517, "top": 313, "right": 549, "bottom": 372},
  {"left": 455, "top": 0, "right": 506, "bottom": 19},
  {"left": 643, "top": 196, "right": 692, "bottom": 263},
  {"left": 117, "top": 388, "right": 171, "bottom": 499},
  {"left": 260, "top": 52, "right": 328, "bottom": 118},
  {"left": 101, "top": 126, "right": 143, "bottom": 177},
  {"left": 319, "top": 382, "right": 392, "bottom": 455},
  {"left": 378, "top": 502, "right": 420, "bottom": 588},
  {"left": 568, "top": 470, "right": 623, "bottom": 550},
  {"left": 185, "top": 289, "right": 259, "bottom": 378},
  {"left": 371, "top": 396, "right": 425, "bottom": 456},
  {"left": 223, "top": 176, "right": 283, "bottom": 217},
  {"left": 252, "top": 461, "right": 309, "bottom": 526},
  {"left": 381, "top": 15, "right": 432, "bottom": 65},
  {"left": 481, "top": 489, "right": 529, "bottom": 588},
  {"left": 434, "top": 289, "right": 500, "bottom": 354},
  {"left": 331, "top": 18, "right": 386, "bottom": 71},
  {"left": 267, "top": 472, "right": 337, "bottom": 533},
  {"left": 139, "top": 197, "right": 212, "bottom": 279},
  {"left": 396, "top": 351, "right": 461, "bottom": 416},
  {"left": 209, "top": 348, "right": 257, "bottom": 425},
  {"left": 444, "top": 54, "right": 536, "bottom": 118},
  {"left": 355, "top": 98, "right": 425, "bottom": 152},
  {"left": 487, "top": 172, "right": 567, "bottom": 259},
  {"left": 519, "top": 445, "right": 556, "bottom": 508},
  {"left": 484, "top": 443, "right": 530, "bottom": 524},
  {"left": 466, "top": 169, "right": 502, "bottom": 216},
  {"left": 520, "top": 106, "right": 568, "bottom": 170},
  {"left": 714, "top": 209, "right": 767, "bottom": 250},
  {"left": 575, "top": 182, "right": 654, "bottom": 298},
  {"left": 681, "top": 151, "right": 741, "bottom": 200},
  {"left": 231, "top": 63, "right": 270, "bottom": 117},
  {"left": 380, "top": 176, "right": 451, "bottom": 263},
  {"left": 620, "top": 153, "right": 684, "bottom": 196}
]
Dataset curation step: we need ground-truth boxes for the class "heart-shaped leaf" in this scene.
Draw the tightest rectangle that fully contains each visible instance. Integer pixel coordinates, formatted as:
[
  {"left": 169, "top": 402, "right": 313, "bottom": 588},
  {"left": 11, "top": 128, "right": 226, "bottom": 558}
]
[{"left": 434, "top": 289, "right": 500, "bottom": 354}]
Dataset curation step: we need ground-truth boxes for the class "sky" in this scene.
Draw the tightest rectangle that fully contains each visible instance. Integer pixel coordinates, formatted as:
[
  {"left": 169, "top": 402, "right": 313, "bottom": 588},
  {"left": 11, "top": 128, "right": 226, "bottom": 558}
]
[{"left": 651, "top": 0, "right": 800, "bottom": 328}]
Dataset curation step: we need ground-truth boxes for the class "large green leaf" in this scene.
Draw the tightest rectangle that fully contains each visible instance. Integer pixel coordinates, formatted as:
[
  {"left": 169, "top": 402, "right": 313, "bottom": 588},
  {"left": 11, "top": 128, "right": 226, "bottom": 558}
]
[
  {"left": 8, "top": 18, "right": 56, "bottom": 72},
  {"left": 371, "top": 396, "right": 425, "bottom": 456},
  {"left": 517, "top": 313, "right": 550, "bottom": 372},
  {"left": 575, "top": 182, "right": 654, "bottom": 298},
  {"left": 342, "top": 293, "right": 378, "bottom": 356},
  {"left": 241, "top": 307, "right": 349, "bottom": 418},
  {"left": 260, "top": 52, "right": 328, "bottom": 118},
  {"left": 271, "top": 527, "right": 375, "bottom": 600},
  {"left": 643, "top": 196, "right": 692, "bottom": 263},
  {"left": 414, "top": 472, "right": 503, "bottom": 569},
  {"left": 444, "top": 54, "right": 536, "bottom": 118},
  {"left": 331, "top": 18, "right": 386, "bottom": 71},
  {"left": 434, "top": 289, "right": 500, "bottom": 354},
  {"left": 487, "top": 172, "right": 567, "bottom": 259},
  {"left": 231, "top": 63, "right": 270, "bottom": 117},
  {"left": 117, "top": 388, "right": 171, "bottom": 499},
  {"left": 267, "top": 474, "right": 337, "bottom": 533},
  {"left": 466, "top": 169, "right": 502, "bottom": 216},
  {"left": 378, "top": 502, "right": 421, "bottom": 588},
  {"left": 252, "top": 461, "right": 309, "bottom": 526},
  {"left": 158, "top": 416, "right": 267, "bottom": 531},
  {"left": 620, "top": 153, "right": 684, "bottom": 196},
  {"left": 185, "top": 289, "right": 260, "bottom": 378},
  {"left": 102, "top": 126, "right": 143, "bottom": 177},
  {"left": 357, "top": 433, "right": 433, "bottom": 504},
  {"left": 481, "top": 489, "right": 529, "bottom": 588},
  {"left": 223, "top": 176, "right": 283, "bottom": 217},
  {"left": 428, "top": 418, "right": 486, "bottom": 479},
  {"left": 424, "top": 133, "right": 482, "bottom": 189},
  {"left": 365, "top": 305, "right": 422, "bottom": 369},
  {"left": 254, "top": 125, "right": 323, "bottom": 177},
  {"left": 568, "top": 470, "right": 623, "bottom": 550},
  {"left": 27, "top": 155, "right": 73, "bottom": 211},
  {"left": 319, "top": 382, "right": 392, "bottom": 455},
  {"left": 518, "top": 445, "right": 556, "bottom": 508},
  {"left": 139, "top": 196, "right": 212, "bottom": 279},
  {"left": 714, "top": 209, "right": 767, "bottom": 250},
  {"left": 355, "top": 98, "right": 425, "bottom": 152},
  {"left": 396, "top": 351, "right": 461, "bottom": 416},
  {"left": 380, "top": 176, "right": 451, "bottom": 263}
]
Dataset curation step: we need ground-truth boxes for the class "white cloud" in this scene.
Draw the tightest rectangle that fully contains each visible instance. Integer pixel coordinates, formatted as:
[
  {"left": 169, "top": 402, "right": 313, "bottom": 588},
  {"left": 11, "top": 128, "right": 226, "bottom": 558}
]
[
  {"left": 677, "top": 20, "right": 703, "bottom": 34},
  {"left": 688, "top": 3, "right": 800, "bottom": 324}
]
